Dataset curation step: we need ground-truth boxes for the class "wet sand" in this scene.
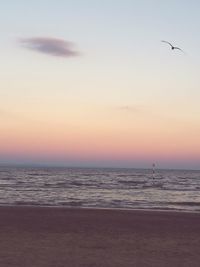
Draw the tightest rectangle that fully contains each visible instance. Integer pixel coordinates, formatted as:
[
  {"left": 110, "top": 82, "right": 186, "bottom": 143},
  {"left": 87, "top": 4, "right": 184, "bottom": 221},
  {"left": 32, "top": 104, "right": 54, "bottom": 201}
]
[{"left": 0, "top": 206, "right": 200, "bottom": 267}]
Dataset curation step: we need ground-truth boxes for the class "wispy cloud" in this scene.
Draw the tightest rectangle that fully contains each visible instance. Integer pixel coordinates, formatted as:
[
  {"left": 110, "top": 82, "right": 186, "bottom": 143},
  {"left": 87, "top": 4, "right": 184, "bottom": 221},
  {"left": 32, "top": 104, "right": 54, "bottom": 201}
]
[
  {"left": 117, "top": 105, "right": 139, "bottom": 113},
  {"left": 19, "top": 37, "right": 80, "bottom": 58}
]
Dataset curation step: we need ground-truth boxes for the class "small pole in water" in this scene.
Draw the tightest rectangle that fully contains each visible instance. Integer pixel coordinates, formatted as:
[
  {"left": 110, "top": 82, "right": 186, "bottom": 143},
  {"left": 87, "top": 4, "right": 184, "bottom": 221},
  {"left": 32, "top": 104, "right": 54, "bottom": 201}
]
[{"left": 152, "top": 163, "right": 156, "bottom": 179}]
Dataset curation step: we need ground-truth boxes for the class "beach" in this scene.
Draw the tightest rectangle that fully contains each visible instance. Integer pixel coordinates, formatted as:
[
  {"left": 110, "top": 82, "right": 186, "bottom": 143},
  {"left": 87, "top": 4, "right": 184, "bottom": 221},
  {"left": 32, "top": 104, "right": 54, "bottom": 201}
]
[{"left": 0, "top": 207, "right": 200, "bottom": 267}]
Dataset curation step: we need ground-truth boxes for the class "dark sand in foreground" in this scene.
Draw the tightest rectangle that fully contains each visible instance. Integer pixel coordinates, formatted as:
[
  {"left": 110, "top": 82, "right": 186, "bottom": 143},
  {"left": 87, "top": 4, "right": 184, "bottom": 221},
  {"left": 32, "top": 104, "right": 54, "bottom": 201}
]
[{"left": 0, "top": 207, "right": 200, "bottom": 267}]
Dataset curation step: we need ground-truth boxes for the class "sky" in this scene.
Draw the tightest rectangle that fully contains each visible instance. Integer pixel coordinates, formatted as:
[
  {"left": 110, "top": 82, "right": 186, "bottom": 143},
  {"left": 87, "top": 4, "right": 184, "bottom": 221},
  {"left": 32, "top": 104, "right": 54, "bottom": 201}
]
[{"left": 1, "top": 0, "right": 200, "bottom": 169}]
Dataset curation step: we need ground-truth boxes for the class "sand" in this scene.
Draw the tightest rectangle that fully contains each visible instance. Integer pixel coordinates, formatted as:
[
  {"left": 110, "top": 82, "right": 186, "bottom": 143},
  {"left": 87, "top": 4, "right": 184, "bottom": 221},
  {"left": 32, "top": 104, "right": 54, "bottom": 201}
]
[{"left": 0, "top": 206, "right": 200, "bottom": 267}]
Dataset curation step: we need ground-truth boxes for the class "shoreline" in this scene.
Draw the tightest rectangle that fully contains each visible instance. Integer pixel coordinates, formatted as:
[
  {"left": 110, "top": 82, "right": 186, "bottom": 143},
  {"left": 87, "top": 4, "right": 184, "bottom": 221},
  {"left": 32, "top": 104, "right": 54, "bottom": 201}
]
[
  {"left": 0, "top": 204, "right": 199, "bottom": 214},
  {"left": 0, "top": 206, "right": 200, "bottom": 266}
]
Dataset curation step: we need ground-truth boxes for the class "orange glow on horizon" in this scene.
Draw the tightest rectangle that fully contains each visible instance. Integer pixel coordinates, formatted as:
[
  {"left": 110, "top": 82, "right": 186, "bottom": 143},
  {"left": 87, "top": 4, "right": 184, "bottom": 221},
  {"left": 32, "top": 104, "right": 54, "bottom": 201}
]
[{"left": 1, "top": 101, "right": 200, "bottom": 166}]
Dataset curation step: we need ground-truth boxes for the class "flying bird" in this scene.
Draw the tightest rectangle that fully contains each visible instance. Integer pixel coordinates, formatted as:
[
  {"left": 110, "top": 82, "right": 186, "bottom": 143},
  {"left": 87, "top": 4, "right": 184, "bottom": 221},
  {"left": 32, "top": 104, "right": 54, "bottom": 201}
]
[{"left": 161, "top": 40, "right": 184, "bottom": 53}]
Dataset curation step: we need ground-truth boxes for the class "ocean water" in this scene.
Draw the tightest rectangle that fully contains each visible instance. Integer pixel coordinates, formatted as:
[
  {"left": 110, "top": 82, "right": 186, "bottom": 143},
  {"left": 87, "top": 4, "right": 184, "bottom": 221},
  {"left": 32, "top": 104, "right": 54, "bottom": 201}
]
[{"left": 0, "top": 167, "right": 200, "bottom": 212}]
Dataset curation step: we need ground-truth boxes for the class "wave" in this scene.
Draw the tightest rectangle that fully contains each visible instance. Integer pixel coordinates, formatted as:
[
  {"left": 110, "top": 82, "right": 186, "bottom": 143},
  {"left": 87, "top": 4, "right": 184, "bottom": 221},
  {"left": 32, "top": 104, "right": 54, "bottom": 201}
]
[
  {"left": 166, "top": 201, "right": 200, "bottom": 206},
  {"left": 118, "top": 180, "right": 145, "bottom": 185}
]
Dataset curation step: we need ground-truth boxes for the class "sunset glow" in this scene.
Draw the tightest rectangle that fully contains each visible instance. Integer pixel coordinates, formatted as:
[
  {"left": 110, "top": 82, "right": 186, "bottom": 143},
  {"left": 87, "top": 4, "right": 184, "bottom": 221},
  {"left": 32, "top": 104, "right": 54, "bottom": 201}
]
[{"left": 1, "top": 1, "right": 200, "bottom": 169}]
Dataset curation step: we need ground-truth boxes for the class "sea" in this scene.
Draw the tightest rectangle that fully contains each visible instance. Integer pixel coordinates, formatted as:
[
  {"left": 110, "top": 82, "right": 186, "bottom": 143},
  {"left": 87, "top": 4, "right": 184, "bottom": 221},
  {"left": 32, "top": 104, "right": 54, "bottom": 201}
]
[{"left": 0, "top": 166, "right": 200, "bottom": 212}]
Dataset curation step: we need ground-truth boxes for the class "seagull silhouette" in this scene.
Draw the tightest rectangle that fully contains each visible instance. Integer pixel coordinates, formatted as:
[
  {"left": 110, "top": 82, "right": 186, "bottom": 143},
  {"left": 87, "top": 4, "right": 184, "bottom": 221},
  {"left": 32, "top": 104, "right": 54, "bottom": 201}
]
[{"left": 161, "top": 40, "right": 184, "bottom": 53}]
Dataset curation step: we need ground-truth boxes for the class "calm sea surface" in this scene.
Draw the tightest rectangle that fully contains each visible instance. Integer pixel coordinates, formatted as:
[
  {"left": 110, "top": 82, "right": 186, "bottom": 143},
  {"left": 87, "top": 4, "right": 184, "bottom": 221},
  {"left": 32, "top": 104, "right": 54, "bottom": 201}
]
[{"left": 0, "top": 167, "right": 200, "bottom": 212}]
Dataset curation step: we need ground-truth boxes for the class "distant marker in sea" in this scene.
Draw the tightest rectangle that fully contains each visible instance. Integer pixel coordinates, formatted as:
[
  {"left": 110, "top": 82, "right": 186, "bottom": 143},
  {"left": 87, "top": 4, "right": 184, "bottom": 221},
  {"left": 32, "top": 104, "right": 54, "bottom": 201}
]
[{"left": 152, "top": 163, "right": 156, "bottom": 179}]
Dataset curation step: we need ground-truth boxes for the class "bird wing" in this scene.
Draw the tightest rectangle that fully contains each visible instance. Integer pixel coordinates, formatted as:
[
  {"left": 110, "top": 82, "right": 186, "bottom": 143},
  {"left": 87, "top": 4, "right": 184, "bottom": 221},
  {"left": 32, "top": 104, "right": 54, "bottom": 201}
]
[
  {"left": 161, "top": 40, "right": 173, "bottom": 47},
  {"left": 174, "top": 47, "right": 184, "bottom": 52}
]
